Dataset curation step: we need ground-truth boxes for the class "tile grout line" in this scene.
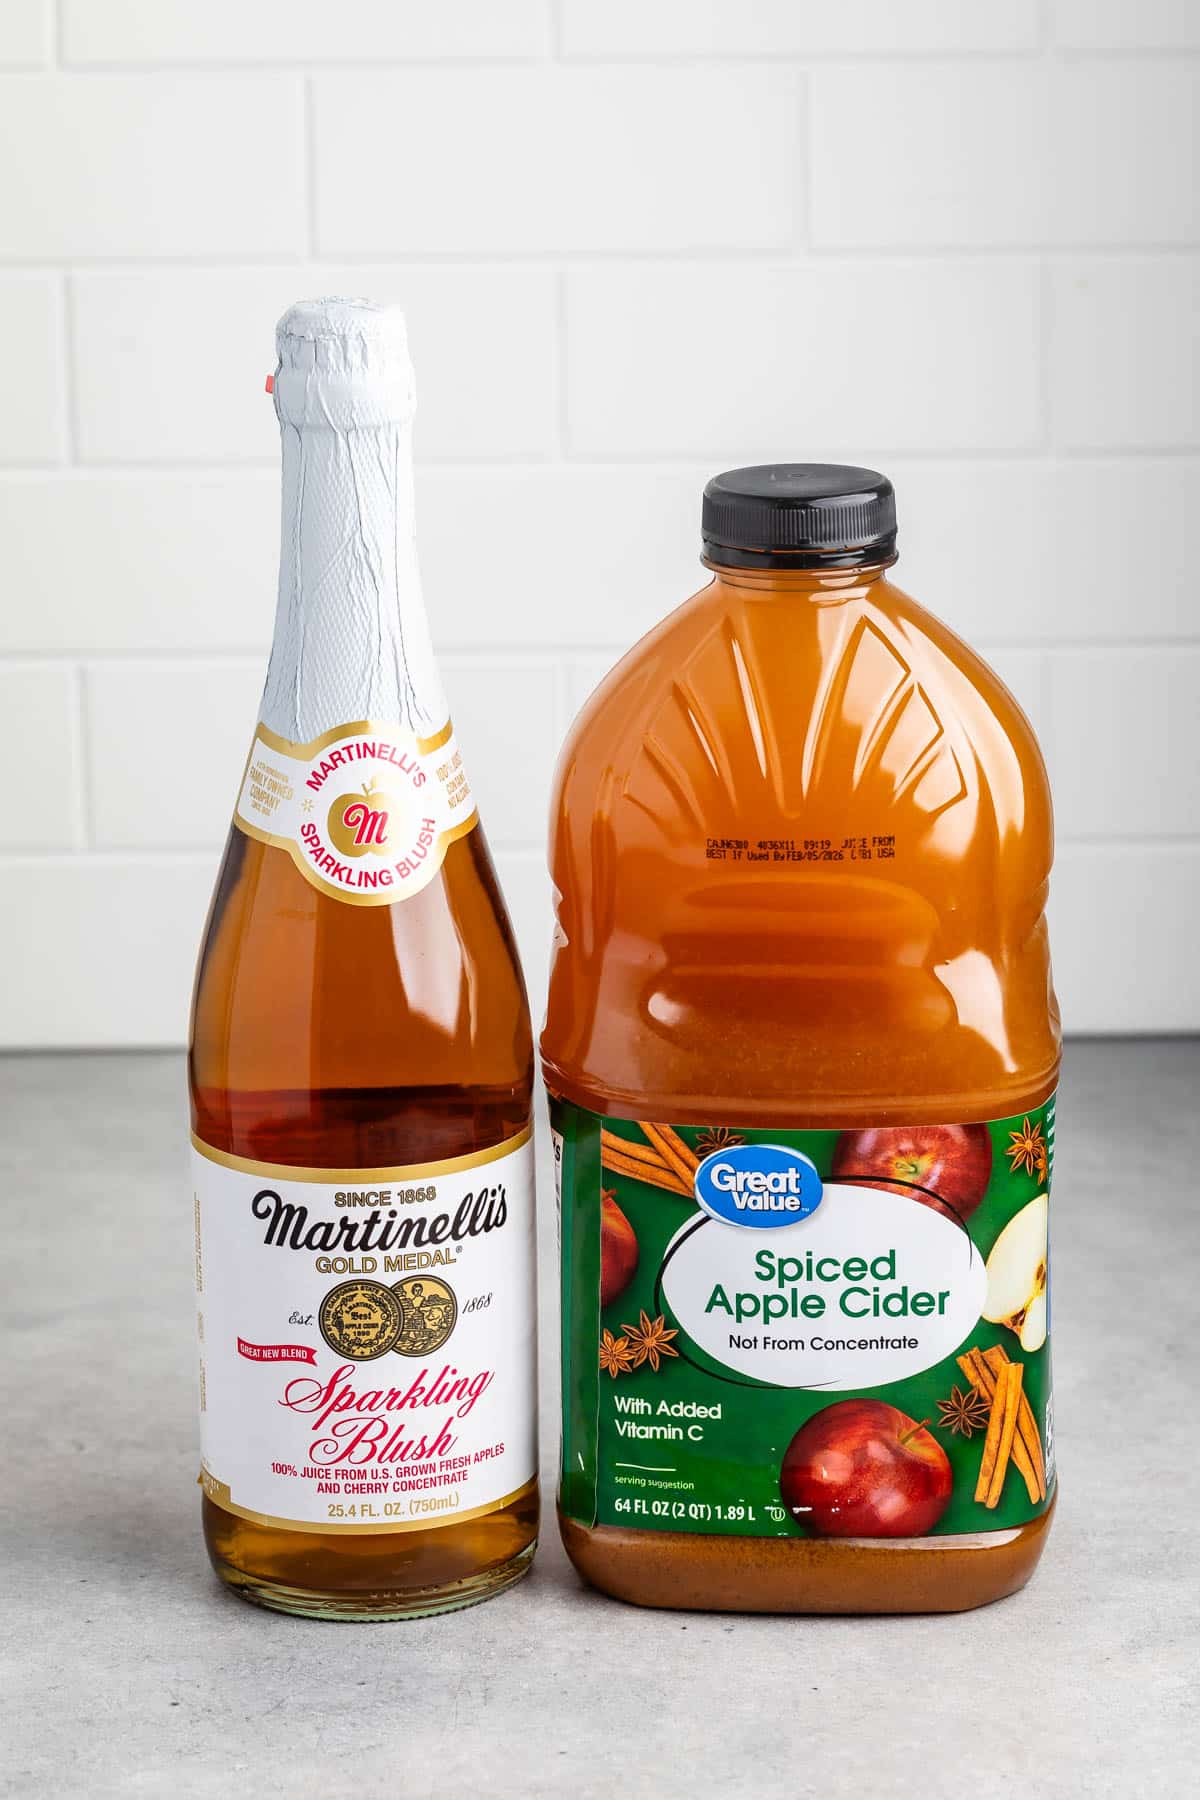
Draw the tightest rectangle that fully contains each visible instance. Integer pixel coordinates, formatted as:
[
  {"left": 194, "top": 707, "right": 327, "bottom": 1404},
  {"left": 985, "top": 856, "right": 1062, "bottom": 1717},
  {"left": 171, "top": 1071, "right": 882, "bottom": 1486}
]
[
  {"left": 795, "top": 64, "right": 810, "bottom": 253},
  {"left": 1038, "top": 0, "right": 1055, "bottom": 54},
  {"left": 58, "top": 272, "right": 79, "bottom": 462},
  {"left": 302, "top": 75, "right": 319, "bottom": 259},
  {"left": 6, "top": 249, "right": 1200, "bottom": 272},
  {"left": 7, "top": 449, "right": 1200, "bottom": 474},
  {"left": 552, "top": 652, "right": 574, "bottom": 748},
  {"left": 2, "top": 250, "right": 1200, "bottom": 273},
  {"left": 71, "top": 662, "right": 94, "bottom": 851},
  {"left": 34, "top": 49, "right": 1200, "bottom": 71},
  {"left": 1036, "top": 9, "right": 1056, "bottom": 456},
  {"left": 553, "top": 269, "right": 570, "bottom": 458},
  {"left": 1039, "top": 257, "right": 1057, "bottom": 455},
  {"left": 1039, "top": 647, "right": 1056, "bottom": 789}
]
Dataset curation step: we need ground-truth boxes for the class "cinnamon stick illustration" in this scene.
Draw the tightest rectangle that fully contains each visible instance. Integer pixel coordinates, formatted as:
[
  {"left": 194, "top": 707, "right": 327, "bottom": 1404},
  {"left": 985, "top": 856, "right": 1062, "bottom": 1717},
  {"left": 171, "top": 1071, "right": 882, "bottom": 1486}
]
[
  {"left": 973, "top": 1360, "right": 1023, "bottom": 1507},
  {"left": 600, "top": 1130, "right": 692, "bottom": 1196},
  {"left": 958, "top": 1346, "right": 1045, "bottom": 1504},
  {"left": 639, "top": 1123, "right": 699, "bottom": 1187},
  {"left": 599, "top": 1124, "right": 699, "bottom": 1198},
  {"left": 980, "top": 1344, "right": 1047, "bottom": 1499},
  {"left": 601, "top": 1131, "right": 674, "bottom": 1171}
]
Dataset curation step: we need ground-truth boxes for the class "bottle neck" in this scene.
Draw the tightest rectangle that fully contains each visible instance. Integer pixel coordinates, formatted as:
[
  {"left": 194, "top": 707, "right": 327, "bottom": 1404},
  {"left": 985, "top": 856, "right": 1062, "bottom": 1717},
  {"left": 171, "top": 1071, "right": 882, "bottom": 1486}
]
[
  {"left": 259, "top": 417, "right": 445, "bottom": 745},
  {"left": 702, "top": 556, "right": 896, "bottom": 599}
]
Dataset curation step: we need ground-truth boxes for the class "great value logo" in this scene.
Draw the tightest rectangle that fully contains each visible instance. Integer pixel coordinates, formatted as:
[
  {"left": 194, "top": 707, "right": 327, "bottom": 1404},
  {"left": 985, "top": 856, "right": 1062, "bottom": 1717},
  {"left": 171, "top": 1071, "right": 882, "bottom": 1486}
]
[{"left": 693, "top": 1143, "right": 823, "bottom": 1230}]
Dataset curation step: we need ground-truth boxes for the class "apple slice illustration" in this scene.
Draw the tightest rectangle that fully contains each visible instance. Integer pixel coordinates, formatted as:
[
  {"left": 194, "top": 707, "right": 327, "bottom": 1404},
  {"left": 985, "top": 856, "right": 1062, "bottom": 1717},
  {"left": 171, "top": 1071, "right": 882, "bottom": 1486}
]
[{"left": 983, "top": 1193, "right": 1048, "bottom": 1351}]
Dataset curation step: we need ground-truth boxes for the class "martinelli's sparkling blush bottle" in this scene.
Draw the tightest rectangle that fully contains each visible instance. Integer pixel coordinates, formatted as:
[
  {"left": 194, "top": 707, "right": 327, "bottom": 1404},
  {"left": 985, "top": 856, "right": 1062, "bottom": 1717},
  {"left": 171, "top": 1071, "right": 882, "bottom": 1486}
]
[
  {"left": 545, "top": 466, "right": 1058, "bottom": 1614},
  {"left": 190, "top": 300, "right": 538, "bottom": 1620}
]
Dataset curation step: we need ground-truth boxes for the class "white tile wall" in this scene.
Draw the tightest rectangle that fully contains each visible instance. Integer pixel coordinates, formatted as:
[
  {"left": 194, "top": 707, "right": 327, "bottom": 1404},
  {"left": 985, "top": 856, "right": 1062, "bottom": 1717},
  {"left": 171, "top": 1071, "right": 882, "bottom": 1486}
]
[
  {"left": 0, "top": 473, "right": 277, "bottom": 651},
  {"left": 0, "top": 1, "right": 50, "bottom": 67},
  {"left": 71, "top": 267, "right": 559, "bottom": 463},
  {"left": 0, "top": 665, "right": 83, "bottom": 848},
  {"left": 0, "top": 857, "right": 215, "bottom": 1047},
  {"left": 1053, "top": 259, "right": 1200, "bottom": 450},
  {"left": 1052, "top": 847, "right": 1200, "bottom": 1032},
  {"left": 1052, "top": 1, "right": 1200, "bottom": 51},
  {"left": 0, "top": 3, "right": 1194, "bottom": 1045},
  {"left": 0, "top": 278, "right": 65, "bottom": 464},
  {"left": 85, "top": 659, "right": 265, "bottom": 849},
  {"left": 312, "top": 67, "right": 802, "bottom": 254},
  {"left": 1048, "top": 650, "right": 1200, "bottom": 839},
  {"left": 448, "top": 660, "right": 562, "bottom": 849},
  {"left": 809, "top": 64, "right": 1198, "bottom": 248},
  {"left": 60, "top": 1, "right": 551, "bottom": 64},
  {"left": 890, "top": 459, "right": 1194, "bottom": 644},
  {"left": 0, "top": 76, "right": 307, "bottom": 258},
  {"left": 566, "top": 263, "right": 1043, "bottom": 455},
  {"left": 561, "top": 2, "right": 1043, "bottom": 57}
]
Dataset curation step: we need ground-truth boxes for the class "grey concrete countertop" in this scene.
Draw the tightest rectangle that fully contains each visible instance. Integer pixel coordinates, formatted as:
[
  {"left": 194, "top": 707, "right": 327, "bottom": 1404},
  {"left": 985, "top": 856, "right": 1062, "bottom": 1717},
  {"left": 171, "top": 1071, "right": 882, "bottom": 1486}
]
[{"left": 2, "top": 1042, "right": 1195, "bottom": 1799}]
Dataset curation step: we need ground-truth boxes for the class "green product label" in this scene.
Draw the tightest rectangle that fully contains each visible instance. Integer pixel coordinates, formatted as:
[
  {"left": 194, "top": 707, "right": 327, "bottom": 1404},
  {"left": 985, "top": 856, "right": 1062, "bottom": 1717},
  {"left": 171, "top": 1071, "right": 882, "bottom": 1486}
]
[{"left": 554, "top": 1100, "right": 1055, "bottom": 1539}]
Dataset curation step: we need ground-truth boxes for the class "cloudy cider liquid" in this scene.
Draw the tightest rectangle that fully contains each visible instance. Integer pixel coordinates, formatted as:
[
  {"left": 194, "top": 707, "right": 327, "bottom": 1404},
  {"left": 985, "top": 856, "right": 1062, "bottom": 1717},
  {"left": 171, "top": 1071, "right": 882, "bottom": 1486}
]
[
  {"left": 544, "top": 466, "right": 1059, "bottom": 1613},
  {"left": 190, "top": 301, "right": 537, "bottom": 1620}
]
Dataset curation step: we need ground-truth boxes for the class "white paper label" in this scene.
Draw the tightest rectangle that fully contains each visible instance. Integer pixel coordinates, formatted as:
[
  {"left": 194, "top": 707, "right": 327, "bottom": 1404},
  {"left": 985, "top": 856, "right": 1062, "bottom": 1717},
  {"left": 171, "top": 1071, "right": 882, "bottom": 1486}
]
[
  {"left": 193, "top": 1130, "right": 537, "bottom": 1533},
  {"left": 234, "top": 718, "right": 477, "bottom": 906},
  {"left": 660, "top": 1184, "right": 987, "bottom": 1390}
]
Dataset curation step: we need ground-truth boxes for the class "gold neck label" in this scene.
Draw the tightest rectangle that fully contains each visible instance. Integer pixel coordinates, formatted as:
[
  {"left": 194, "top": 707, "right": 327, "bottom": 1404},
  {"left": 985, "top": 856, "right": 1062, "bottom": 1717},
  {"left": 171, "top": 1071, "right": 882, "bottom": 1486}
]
[{"left": 233, "top": 718, "right": 478, "bottom": 906}]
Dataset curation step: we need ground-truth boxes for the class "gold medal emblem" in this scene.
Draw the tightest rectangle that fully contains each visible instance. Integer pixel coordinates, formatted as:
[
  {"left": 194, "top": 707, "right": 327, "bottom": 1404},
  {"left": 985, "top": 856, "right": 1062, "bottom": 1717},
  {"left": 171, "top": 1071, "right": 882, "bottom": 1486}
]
[
  {"left": 319, "top": 1279, "right": 403, "bottom": 1361},
  {"left": 391, "top": 1275, "right": 458, "bottom": 1356}
]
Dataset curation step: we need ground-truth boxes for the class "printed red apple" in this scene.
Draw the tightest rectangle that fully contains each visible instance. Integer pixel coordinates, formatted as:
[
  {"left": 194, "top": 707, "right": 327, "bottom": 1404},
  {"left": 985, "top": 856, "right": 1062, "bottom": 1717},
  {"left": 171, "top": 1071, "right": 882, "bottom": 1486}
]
[
  {"left": 831, "top": 1123, "right": 991, "bottom": 1219},
  {"left": 327, "top": 783, "right": 397, "bottom": 858},
  {"left": 600, "top": 1189, "right": 638, "bottom": 1308},
  {"left": 781, "top": 1400, "right": 953, "bottom": 1538}
]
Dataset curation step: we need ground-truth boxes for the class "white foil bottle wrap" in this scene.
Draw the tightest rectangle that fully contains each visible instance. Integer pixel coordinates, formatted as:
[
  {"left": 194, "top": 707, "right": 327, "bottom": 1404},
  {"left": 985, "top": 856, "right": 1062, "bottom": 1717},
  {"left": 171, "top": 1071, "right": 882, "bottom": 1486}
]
[
  {"left": 261, "top": 298, "right": 447, "bottom": 743},
  {"left": 232, "top": 299, "right": 476, "bottom": 906}
]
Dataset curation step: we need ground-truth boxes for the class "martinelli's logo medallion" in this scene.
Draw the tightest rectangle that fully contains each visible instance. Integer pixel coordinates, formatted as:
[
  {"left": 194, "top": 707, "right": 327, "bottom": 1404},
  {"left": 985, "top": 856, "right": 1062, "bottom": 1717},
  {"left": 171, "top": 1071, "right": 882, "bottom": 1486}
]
[
  {"left": 694, "top": 1143, "right": 823, "bottom": 1229},
  {"left": 326, "top": 782, "right": 398, "bottom": 857},
  {"left": 233, "top": 718, "right": 478, "bottom": 906}
]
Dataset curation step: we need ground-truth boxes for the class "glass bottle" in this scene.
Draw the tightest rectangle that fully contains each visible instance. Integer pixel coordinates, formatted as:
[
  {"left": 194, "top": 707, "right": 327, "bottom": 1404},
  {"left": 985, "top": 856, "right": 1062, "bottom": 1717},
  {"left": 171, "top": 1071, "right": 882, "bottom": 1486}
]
[{"left": 190, "top": 299, "right": 538, "bottom": 1620}]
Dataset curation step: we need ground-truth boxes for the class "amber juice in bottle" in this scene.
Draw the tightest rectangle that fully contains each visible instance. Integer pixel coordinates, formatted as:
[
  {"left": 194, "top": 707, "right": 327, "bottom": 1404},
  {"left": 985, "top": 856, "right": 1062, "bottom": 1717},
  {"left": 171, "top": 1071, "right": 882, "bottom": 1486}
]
[
  {"left": 544, "top": 466, "right": 1058, "bottom": 1613},
  {"left": 190, "top": 300, "right": 537, "bottom": 1620}
]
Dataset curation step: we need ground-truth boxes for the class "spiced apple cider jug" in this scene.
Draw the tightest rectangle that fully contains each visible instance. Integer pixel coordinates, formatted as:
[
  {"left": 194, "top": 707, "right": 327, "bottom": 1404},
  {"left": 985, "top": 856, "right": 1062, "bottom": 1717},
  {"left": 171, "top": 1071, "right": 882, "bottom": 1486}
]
[
  {"left": 190, "top": 300, "right": 537, "bottom": 1620},
  {"left": 544, "top": 465, "right": 1059, "bottom": 1614}
]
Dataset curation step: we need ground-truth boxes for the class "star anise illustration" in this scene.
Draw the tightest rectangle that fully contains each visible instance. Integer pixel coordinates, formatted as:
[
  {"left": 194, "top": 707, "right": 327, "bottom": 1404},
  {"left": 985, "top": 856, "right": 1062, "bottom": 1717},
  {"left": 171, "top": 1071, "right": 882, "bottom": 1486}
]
[
  {"left": 598, "top": 1328, "right": 635, "bottom": 1379},
  {"left": 936, "top": 1384, "right": 991, "bottom": 1438},
  {"left": 623, "top": 1311, "right": 679, "bottom": 1372},
  {"left": 1007, "top": 1117, "right": 1048, "bottom": 1179},
  {"left": 694, "top": 1127, "right": 745, "bottom": 1157}
]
